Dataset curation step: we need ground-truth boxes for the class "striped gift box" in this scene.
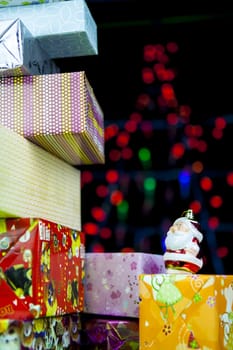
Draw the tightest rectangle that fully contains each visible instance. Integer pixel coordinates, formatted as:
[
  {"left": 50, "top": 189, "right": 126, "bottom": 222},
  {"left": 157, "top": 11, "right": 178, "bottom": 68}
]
[
  {"left": 0, "top": 0, "right": 98, "bottom": 59},
  {"left": 0, "top": 124, "right": 81, "bottom": 230},
  {"left": 0, "top": 71, "right": 105, "bottom": 165}
]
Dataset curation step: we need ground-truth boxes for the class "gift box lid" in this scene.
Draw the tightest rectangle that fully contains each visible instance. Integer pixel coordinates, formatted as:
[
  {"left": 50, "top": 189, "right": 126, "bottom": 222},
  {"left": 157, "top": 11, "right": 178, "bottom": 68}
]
[
  {"left": 0, "top": 0, "right": 98, "bottom": 59},
  {"left": 0, "top": 18, "right": 60, "bottom": 76}
]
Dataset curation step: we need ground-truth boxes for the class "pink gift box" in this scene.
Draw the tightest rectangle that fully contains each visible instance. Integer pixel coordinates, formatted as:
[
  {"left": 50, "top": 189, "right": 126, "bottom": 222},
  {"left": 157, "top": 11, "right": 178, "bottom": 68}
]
[{"left": 84, "top": 252, "right": 165, "bottom": 318}]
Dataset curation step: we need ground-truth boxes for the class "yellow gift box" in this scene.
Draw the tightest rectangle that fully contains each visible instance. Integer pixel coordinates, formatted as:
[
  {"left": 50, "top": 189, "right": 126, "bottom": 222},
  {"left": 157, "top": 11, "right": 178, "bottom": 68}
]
[{"left": 139, "top": 274, "right": 233, "bottom": 350}]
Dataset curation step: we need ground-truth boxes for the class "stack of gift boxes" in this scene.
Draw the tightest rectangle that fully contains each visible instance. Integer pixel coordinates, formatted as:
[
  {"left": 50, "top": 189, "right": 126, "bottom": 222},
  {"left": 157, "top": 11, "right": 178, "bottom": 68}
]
[
  {"left": 0, "top": 2, "right": 167, "bottom": 349},
  {"left": 0, "top": 0, "right": 103, "bottom": 348},
  {"left": 1, "top": 1, "right": 232, "bottom": 350},
  {"left": 0, "top": 1, "right": 166, "bottom": 349}
]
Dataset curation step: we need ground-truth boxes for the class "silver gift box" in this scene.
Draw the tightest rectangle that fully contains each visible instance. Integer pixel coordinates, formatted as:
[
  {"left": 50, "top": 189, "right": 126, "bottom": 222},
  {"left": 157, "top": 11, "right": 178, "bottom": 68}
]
[{"left": 0, "top": 18, "right": 60, "bottom": 77}]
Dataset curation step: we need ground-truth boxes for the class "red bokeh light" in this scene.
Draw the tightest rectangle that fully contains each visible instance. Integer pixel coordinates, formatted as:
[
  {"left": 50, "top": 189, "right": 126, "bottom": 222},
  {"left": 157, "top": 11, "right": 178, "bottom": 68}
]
[
  {"left": 142, "top": 67, "right": 155, "bottom": 84},
  {"left": 129, "top": 112, "right": 142, "bottom": 122},
  {"left": 216, "top": 246, "right": 228, "bottom": 258},
  {"left": 189, "top": 200, "right": 202, "bottom": 214},
  {"left": 92, "top": 243, "right": 105, "bottom": 253},
  {"left": 208, "top": 216, "right": 220, "bottom": 229},
  {"left": 226, "top": 172, "right": 233, "bottom": 186},
  {"left": 209, "top": 195, "right": 223, "bottom": 208},
  {"left": 212, "top": 128, "right": 223, "bottom": 140},
  {"left": 106, "top": 170, "right": 119, "bottom": 183},
  {"left": 136, "top": 93, "right": 151, "bottom": 109},
  {"left": 184, "top": 124, "right": 203, "bottom": 137},
  {"left": 99, "top": 227, "right": 112, "bottom": 239},
  {"left": 200, "top": 177, "right": 213, "bottom": 191},
  {"left": 109, "top": 149, "right": 121, "bottom": 162},
  {"left": 110, "top": 190, "right": 123, "bottom": 205},
  {"left": 121, "top": 147, "right": 133, "bottom": 160},
  {"left": 167, "top": 113, "right": 178, "bottom": 125},
  {"left": 171, "top": 143, "right": 185, "bottom": 159},
  {"left": 215, "top": 116, "right": 226, "bottom": 129},
  {"left": 196, "top": 140, "right": 207, "bottom": 152},
  {"left": 96, "top": 185, "right": 109, "bottom": 198},
  {"left": 91, "top": 207, "right": 106, "bottom": 222},
  {"left": 81, "top": 170, "right": 93, "bottom": 186},
  {"left": 143, "top": 44, "right": 157, "bottom": 62},
  {"left": 179, "top": 105, "right": 191, "bottom": 121},
  {"left": 116, "top": 131, "right": 130, "bottom": 147},
  {"left": 124, "top": 119, "right": 138, "bottom": 133},
  {"left": 105, "top": 123, "right": 119, "bottom": 141},
  {"left": 121, "top": 247, "right": 135, "bottom": 253},
  {"left": 166, "top": 42, "right": 179, "bottom": 53},
  {"left": 187, "top": 137, "right": 199, "bottom": 149},
  {"left": 83, "top": 222, "right": 98, "bottom": 235}
]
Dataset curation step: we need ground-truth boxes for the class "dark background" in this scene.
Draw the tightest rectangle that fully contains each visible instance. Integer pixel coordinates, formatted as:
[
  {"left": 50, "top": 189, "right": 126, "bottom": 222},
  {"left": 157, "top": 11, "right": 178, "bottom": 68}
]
[
  {"left": 59, "top": 1, "right": 233, "bottom": 120},
  {"left": 56, "top": 1, "right": 233, "bottom": 275}
]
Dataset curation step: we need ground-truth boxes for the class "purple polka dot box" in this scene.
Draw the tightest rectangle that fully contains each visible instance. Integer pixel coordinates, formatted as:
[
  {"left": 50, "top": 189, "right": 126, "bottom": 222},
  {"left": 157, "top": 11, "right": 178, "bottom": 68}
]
[
  {"left": 84, "top": 252, "right": 166, "bottom": 318},
  {"left": 0, "top": 71, "right": 105, "bottom": 165}
]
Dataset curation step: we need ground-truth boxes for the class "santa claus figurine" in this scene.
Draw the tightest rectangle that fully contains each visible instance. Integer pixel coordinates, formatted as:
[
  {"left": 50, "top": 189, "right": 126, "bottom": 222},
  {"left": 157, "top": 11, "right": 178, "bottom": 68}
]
[{"left": 163, "top": 209, "right": 203, "bottom": 274}]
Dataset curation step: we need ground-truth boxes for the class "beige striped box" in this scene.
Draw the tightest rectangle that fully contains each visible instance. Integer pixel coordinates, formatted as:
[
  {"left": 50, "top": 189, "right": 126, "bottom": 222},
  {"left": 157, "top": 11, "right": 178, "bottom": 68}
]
[
  {"left": 0, "top": 71, "right": 104, "bottom": 166},
  {"left": 0, "top": 124, "right": 81, "bottom": 230}
]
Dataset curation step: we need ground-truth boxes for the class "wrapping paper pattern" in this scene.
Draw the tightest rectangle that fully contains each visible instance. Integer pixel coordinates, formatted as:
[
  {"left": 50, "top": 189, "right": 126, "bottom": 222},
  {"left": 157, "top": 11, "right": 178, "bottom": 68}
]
[
  {"left": 84, "top": 253, "right": 166, "bottom": 317},
  {"left": 80, "top": 314, "right": 139, "bottom": 349},
  {"left": 0, "top": 124, "right": 81, "bottom": 230},
  {"left": 139, "top": 274, "right": 233, "bottom": 350},
  {"left": 0, "top": 313, "right": 82, "bottom": 349},
  {"left": 0, "top": 71, "right": 104, "bottom": 165},
  {"left": 0, "top": 218, "right": 85, "bottom": 320},
  {"left": 0, "top": 18, "right": 59, "bottom": 77},
  {"left": 0, "top": 0, "right": 68, "bottom": 6},
  {"left": 0, "top": 0, "right": 97, "bottom": 59}
]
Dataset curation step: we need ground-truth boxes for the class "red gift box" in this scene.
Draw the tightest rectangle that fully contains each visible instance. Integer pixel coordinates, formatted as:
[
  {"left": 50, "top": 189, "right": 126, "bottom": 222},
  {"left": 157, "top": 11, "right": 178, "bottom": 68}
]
[{"left": 0, "top": 218, "right": 85, "bottom": 320}]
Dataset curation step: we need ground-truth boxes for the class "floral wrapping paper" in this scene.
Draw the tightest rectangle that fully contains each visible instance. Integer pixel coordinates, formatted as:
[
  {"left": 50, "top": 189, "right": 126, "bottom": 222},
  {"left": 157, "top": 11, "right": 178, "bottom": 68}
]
[
  {"left": 84, "top": 252, "right": 165, "bottom": 318},
  {"left": 139, "top": 273, "right": 233, "bottom": 350}
]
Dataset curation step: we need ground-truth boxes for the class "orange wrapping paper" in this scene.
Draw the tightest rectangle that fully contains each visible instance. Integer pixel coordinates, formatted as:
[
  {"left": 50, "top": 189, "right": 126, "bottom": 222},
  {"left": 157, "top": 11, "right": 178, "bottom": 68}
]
[{"left": 139, "top": 274, "right": 233, "bottom": 350}]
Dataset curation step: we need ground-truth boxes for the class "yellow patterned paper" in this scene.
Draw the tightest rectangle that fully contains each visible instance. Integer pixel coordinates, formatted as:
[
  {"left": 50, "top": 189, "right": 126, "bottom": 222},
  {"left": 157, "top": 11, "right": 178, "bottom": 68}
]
[{"left": 139, "top": 274, "right": 233, "bottom": 350}]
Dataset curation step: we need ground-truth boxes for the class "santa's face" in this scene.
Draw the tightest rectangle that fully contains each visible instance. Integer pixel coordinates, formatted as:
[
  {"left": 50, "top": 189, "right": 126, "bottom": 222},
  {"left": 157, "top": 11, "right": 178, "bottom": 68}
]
[
  {"left": 165, "top": 218, "right": 200, "bottom": 252},
  {"left": 165, "top": 228, "right": 194, "bottom": 251}
]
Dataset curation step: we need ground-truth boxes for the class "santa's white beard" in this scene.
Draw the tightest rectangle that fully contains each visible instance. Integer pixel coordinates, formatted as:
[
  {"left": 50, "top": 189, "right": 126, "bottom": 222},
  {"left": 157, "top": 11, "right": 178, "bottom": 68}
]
[{"left": 165, "top": 229, "right": 197, "bottom": 251}]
